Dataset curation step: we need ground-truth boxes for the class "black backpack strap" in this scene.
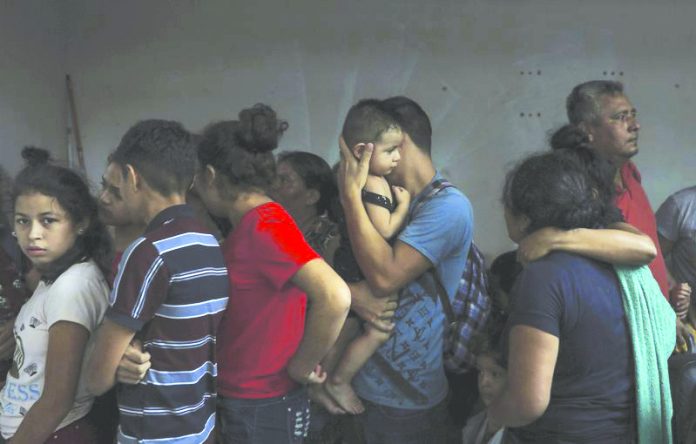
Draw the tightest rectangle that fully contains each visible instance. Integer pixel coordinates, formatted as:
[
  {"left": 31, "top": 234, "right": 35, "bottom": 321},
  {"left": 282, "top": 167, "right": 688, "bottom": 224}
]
[
  {"left": 370, "top": 353, "right": 429, "bottom": 405},
  {"left": 417, "top": 179, "right": 456, "bottom": 324},
  {"left": 368, "top": 177, "right": 456, "bottom": 405},
  {"left": 429, "top": 269, "right": 455, "bottom": 325}
]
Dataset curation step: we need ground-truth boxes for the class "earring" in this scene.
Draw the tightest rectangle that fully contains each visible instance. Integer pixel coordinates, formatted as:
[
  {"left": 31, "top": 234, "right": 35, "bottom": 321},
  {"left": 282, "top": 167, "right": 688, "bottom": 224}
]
[
  {"left": 77, "top": 228, "right": 85, "bottom": 235},
  {"left": 10, "top": 231, "right": 16, "bottom": 238}
]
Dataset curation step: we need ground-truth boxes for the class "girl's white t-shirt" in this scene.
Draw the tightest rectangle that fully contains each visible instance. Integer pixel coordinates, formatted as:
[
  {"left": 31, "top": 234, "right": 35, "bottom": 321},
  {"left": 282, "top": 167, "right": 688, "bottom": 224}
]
[{"left": 0, "top": 260, "right": 109, "bottom": 438}]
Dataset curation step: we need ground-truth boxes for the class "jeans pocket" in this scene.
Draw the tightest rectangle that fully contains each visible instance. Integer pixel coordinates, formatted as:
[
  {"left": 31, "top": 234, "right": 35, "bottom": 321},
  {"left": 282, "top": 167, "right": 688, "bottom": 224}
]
[
  {"left": 286, "top": 393, "right": 310, "bottom": 443},
  {"left": 218, "top": 400, "right": 255, "bottom": 444}
]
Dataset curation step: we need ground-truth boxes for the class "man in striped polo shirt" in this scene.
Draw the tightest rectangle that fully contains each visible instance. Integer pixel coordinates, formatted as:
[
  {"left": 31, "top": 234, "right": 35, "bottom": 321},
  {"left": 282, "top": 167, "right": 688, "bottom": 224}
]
[{"left": 87, "top": 120, "right": 229, "bottom": 443}]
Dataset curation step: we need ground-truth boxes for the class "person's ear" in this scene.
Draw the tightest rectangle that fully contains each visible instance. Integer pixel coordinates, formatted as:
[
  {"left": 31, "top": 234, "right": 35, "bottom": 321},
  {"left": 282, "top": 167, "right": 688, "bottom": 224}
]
[
  {"left": 519, "top": 214, "right": 531, "bottom": 234},
  {"left": 124, "top": 164, "right": 140, "bottom": 191},
  {"left": 351, "top": 143, "right": 366, "bottom": 160},
  {"left": 578, "top": 122, "right": 594, "bottom": 142},
  {"left": 204, "top": 165, "right": 217, "bottom": 186},
  {"left": 305, "top": 189, "right": 320, "bottom": 207},
  {"left": 76, "top": 219, "right": 90, "bottom": 235}
]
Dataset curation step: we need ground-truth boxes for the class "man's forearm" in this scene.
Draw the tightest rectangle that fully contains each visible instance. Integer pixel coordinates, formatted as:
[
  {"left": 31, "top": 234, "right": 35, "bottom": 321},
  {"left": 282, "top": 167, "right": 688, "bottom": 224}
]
[{"left": 348, "top": 281, "right": 397, "bottom": 332}]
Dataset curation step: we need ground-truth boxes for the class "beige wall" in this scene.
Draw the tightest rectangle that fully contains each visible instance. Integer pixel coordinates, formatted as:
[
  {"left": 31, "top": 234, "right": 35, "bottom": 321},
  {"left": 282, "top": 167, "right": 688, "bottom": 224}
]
[
  {"left": 0, "top": 1, "right": 67, "bottom": 174},
  {"left": 5, "top": 0, "right": 696, "bottom": 257}
]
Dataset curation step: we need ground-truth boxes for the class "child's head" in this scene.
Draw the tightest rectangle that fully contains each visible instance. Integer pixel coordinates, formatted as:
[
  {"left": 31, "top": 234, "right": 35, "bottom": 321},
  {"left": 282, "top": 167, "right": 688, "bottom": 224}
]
[
  {"left": 342, "top": 99, "right": 403, "bottom": 176},
  {"left": 13, "top": 147, "right": 111, "bottom": 280},
  {"left": 489, "top": 250, "right": 523, "bottom": 313},
  {"left": 473, "top": 335, "right": 507, "bottom": 407}
]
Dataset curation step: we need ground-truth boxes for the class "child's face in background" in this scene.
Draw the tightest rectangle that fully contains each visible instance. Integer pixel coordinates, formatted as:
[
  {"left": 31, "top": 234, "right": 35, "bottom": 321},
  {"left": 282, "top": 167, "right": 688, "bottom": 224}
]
[
  {"left": 477, "top": 354, "right": 507, "bottom": 407},
  {"left": 369, "top": 127, "right": 403, "bottom": 176},
  {"left": 13, "top": 192, "right": 81, "bottom": 268}
]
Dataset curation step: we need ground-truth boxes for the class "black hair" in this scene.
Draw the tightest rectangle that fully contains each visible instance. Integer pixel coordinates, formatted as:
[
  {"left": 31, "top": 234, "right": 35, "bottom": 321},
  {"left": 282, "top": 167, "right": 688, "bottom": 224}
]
[
  {"left": 549, "top": 123, "right": 591, "bottom": 152},
  {"left": 13, "top": 147, "right": 112, "bottom": 281},
  {"left": 109, "top": 119, "right": 196, "bottom": 196},
  {"left": 326, "top": 161, "right": 346, "bottom": 226},
  {"left": 277, "top": 151, "right": 337, "bottom": 215},
  {"left": 470, "top": 331, "right": 506, "bottom": 368},
  {"left": 470, "top": 305, "right": 509, "bottom": 368},
  {"left": 489, "top": 250, "right": 522, "bottom": 297},
  {"left": 198, "top": 104, "right": 288, "bottom": 194},
  {"left": 341, "top": 99, "right": 400, "bottom": 151},
  {"left": 566, "top": 80, "right": 624, "bottom": 125},
  {"left": 502, "top": 150, "right": 622, "bottom": 235},
  {"left": 549, "top": 124, "right": 623, "bottom": 222},
  {"left": 468, "top": 250, "right": 520, "bottom": 369},
  {"left": 381, "top": 96, "right": 432, "bottom": 154}
]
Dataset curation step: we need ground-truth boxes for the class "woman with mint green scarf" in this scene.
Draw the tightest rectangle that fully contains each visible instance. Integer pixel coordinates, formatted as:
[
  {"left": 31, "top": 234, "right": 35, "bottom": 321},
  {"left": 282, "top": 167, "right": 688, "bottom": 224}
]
[{"left": 488, "top": 149, "right": 674, "bottom": 444}]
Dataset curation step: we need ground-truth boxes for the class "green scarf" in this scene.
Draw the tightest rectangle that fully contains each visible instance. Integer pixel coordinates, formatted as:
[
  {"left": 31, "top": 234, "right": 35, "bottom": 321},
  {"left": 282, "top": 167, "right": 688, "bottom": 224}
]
[{"left": 614, "top": 265, "right": 675, "bottom": 444}]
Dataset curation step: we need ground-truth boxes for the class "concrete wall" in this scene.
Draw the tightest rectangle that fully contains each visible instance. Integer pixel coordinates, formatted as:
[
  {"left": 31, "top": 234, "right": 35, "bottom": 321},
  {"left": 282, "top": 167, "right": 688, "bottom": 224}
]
[
  {"left": 8, "top": 0, "right": 696, "bottom": 257},
  {"left": 0, "top": 1, "right": 68, "bottom": 175}
]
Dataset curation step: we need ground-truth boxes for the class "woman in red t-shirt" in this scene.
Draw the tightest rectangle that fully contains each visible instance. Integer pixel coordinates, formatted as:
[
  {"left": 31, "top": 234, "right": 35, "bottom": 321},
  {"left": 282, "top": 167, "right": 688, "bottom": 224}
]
[{"left": 194, "top": 104, "right": 350, "bottom": 444}]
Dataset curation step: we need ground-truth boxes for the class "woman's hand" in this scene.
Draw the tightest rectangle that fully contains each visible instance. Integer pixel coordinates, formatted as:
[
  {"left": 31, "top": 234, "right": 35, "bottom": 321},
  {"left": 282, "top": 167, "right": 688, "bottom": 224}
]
[{"left": 517, "top": 227, "right": 562, "bottom": 265}]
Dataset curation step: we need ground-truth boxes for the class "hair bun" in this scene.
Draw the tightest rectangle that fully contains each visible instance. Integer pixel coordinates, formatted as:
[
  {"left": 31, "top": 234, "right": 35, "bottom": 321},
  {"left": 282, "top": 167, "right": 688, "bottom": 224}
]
[
  {"left": 549, "top": 124, "right": 591, "bottom": 151},
  {"left": 236, "top": 103, "right": 288, "bottom": 154},
  {"left": 21, "top": 146, "right": 52, "bottom": 167}
]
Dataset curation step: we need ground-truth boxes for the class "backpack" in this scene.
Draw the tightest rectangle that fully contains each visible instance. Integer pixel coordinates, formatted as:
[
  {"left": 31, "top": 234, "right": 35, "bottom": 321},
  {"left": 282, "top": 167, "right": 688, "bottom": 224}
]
[
  {"left": 434, "top": 243, "right": 492, "bottom": 373},
  {"left": 370, "top": 179, "right": 492, "bottom": 408},
  {"left": 416, "top": 180, "right": 493, "bottom": 374}
]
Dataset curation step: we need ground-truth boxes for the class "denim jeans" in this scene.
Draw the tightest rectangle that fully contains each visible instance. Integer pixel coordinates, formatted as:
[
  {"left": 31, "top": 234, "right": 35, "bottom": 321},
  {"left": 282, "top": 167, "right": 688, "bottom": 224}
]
[
  {"left": 218, "top": 387, "right": 310, "bottom": 444},
  {"left": 356, "top": 397, "right": 459, "bottom": 444}
]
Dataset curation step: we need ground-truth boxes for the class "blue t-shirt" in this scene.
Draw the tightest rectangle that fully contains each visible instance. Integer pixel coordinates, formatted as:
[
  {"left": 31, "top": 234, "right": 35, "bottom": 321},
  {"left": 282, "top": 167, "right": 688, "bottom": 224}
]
[
  {"left": 353, "top": 172, "right": 473, "bottom": 409},
  {"left": 505, "top": 252, "right": 636, "bottom": 443}
]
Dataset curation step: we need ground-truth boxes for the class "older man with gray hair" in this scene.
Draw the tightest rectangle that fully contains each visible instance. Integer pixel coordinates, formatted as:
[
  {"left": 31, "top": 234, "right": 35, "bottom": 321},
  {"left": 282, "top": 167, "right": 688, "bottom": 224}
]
[{"left": 523, "top": 80, "right": 690, "bottom": 344}]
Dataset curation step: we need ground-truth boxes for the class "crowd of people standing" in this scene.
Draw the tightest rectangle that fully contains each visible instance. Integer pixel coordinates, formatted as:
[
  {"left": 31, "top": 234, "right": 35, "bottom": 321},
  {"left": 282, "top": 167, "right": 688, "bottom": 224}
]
[{"left": 0, "top": 80, "right": 692, "bottom": 444}]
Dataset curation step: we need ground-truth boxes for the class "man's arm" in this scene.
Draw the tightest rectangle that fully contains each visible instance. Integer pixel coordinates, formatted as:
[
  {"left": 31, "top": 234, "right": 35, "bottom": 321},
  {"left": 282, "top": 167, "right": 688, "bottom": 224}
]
[
  {"left": 86, "top": 319, "right": 137, "bottom": 395},
  {"left": 516, "top": 222, "right": 657, "bottom": 266},
  {"left": 337, "top": 138, "right": 439, "bottom": 296},
  {"left": 347, "top": 280, "right": 398, "bottom": 331},
  {"left": 286, "top": 258, "right": 351, "bottom": 384},
  {"left": 488, "top": 325, "right": 559, "bottom": 428}
]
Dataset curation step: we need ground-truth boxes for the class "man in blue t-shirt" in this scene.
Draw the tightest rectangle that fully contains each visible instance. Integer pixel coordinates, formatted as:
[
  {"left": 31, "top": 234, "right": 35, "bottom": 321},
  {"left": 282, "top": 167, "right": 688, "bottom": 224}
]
[{"left": 337, "top": 96, "right": 473, "bottom": 443}]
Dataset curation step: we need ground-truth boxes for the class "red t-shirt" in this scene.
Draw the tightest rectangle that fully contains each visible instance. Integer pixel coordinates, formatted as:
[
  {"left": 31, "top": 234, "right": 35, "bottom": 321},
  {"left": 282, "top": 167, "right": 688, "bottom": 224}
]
[
  {"left": 217, "top": 202, "right": 319, "bottom": 399},
  {"left": 615, "top": 162, "right": 670, "bottom": 300}
]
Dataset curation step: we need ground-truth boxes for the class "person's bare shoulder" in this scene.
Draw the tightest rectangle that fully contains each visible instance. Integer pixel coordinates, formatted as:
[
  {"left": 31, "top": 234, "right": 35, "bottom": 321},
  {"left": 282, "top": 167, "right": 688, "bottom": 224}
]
[{"left": 364, "top": 175, "right": 390, "bottom": 196}]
